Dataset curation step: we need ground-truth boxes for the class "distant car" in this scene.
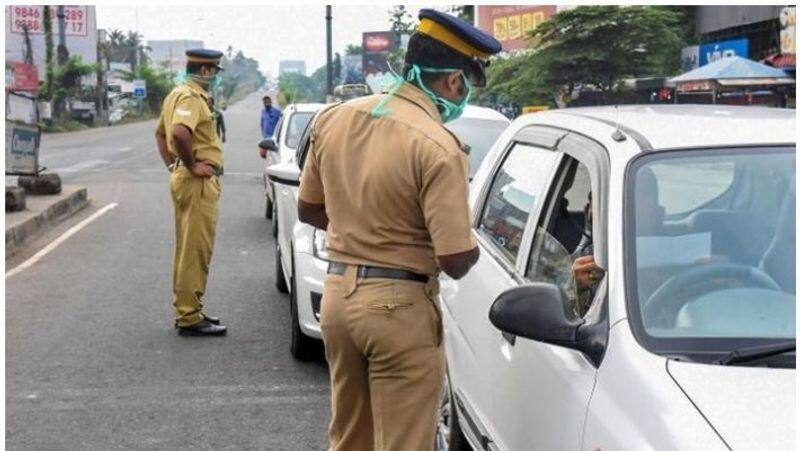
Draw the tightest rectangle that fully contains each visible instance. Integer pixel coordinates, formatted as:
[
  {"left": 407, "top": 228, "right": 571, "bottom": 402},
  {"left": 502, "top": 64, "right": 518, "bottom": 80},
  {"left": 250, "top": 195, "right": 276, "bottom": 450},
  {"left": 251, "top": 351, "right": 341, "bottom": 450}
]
[
  {"left": 435, "top": 105, "right": 796, "bottom": 451},
  {"left": 262, "top": 103, "right": 324, "bottom": 234},
  {"left": 266, "top": 105, "right": 511, "bottom": 360}
]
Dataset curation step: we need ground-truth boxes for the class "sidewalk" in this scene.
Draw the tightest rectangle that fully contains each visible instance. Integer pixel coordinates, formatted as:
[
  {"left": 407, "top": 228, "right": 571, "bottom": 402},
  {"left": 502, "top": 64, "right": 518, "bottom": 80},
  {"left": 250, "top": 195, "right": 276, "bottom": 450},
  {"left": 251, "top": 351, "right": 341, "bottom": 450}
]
[{"left": 6, "top": 186, "right": 89, "bottom": 258}]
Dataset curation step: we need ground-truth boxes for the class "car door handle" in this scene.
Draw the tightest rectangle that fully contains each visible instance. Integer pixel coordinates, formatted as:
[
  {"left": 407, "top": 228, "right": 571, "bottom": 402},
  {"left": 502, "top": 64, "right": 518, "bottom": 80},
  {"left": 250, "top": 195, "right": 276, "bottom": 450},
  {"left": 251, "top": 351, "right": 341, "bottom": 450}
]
[{"left": 281, "top": 188, "right": 289, "bottom": 196}]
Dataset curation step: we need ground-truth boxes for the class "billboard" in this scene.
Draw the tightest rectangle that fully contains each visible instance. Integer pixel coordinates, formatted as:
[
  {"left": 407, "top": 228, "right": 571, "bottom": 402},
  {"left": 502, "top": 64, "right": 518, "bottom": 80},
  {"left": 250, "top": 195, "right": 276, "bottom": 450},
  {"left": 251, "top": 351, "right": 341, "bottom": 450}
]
[
  {"left": 681, "top": 38, "right": 749, "bottom": 72},
  {"left": 362, "top": 31, "right": 401, "bottom": 94},
  {"left": 5, "top": 6, "right": 98, "bottom": 84},
  {"left": 476, "top": 5, "right": 556, "bottom": 52}
]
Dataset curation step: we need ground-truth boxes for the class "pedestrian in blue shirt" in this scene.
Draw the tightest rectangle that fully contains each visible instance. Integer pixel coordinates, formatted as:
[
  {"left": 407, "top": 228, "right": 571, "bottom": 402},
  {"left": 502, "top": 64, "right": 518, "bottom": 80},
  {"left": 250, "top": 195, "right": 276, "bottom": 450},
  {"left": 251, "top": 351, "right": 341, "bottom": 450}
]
[{"left": 260, "top": 95, "right": 281, "bottom": 138}]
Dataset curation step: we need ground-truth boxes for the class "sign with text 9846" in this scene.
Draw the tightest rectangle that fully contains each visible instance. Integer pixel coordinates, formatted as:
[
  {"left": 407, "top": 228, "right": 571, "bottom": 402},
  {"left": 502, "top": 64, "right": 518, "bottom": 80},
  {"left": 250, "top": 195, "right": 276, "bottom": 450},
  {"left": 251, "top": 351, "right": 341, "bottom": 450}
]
[
  {"left": 6, "top": 121, "right": 40, "bottom": 175},
  {"left": 10, "top": 5, "right": 88, "bottom": 37}
]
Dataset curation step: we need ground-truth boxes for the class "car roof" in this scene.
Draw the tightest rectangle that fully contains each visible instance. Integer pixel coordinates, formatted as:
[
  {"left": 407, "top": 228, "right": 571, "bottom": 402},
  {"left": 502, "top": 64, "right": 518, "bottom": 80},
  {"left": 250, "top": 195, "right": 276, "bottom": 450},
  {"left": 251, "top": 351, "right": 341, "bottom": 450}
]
[
  {"left": 462, "top": 105, "right": 511, "bottom": 122},
  {"left": 287, "top": 103, "right": 326, "bottom": 113},
  {"left": 546, "top": 105, "right": 795, "bottom": 150}
]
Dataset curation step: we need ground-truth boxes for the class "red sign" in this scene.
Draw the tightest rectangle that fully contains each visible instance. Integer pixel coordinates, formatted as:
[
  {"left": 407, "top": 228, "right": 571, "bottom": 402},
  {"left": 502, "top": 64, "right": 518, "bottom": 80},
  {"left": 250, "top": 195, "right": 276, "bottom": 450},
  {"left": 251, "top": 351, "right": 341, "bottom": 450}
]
[
  {"left": 364, "top": 33, "right": 393, "bottom": 53},
  {"left": 7, "top": 62, "right": 39, "bottom": 92},
  {"left": 10, "top": 6, "right": 88, "bottom": 37},
  {"left": 476, "top": 5, "right": 556, "bottom": 52}
]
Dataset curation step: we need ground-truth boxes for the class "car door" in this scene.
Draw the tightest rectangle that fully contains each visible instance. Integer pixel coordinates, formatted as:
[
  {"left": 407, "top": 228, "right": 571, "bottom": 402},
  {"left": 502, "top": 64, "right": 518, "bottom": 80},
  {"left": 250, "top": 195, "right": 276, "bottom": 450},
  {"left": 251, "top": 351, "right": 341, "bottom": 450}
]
[
  {"left": 442, "top": 137, "right": 563, "bottom": 446},
  {"left": 488, "top": 133, "right": 608, "bottom": 451}
]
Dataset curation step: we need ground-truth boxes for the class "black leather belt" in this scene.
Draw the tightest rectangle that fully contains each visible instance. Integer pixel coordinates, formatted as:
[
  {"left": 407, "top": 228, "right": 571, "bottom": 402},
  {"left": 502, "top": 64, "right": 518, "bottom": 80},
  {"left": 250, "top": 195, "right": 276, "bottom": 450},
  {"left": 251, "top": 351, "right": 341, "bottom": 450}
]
[{"left": 327, "top": 262, "right": 429, "bottom": 283}]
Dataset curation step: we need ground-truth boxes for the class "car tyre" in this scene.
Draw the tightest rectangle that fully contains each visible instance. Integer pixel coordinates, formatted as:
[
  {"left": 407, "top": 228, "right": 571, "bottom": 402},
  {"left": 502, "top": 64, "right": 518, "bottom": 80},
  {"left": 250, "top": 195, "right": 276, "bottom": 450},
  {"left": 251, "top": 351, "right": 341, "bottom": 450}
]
[
  {"left": 275, "top": 241, "right": 289, "bottom": 294},
  {"left": 289, "top": 254, "right": 318, "bottom": 361},
  {"left": 436, "top": 371, "right": 470, "bottom": 451}
]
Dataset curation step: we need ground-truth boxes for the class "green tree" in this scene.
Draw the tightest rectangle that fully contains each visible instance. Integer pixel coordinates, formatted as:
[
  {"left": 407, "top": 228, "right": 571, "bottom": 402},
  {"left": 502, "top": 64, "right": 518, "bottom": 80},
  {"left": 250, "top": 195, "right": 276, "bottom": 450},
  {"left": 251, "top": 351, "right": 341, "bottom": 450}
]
[
  {"left": 344, "top": 44, "right": 363, "bottom": 56},
  {"left": 40, "top": 5, "right": 55, "bottom": 101},
  {"left": 122, "top": 65, "right": 175, "bottom": 113},
  {"left": 447, "top": 5, "right": 475, "bottom": 24},
  {"left": 389, "top": 5, "right": 416, "bottom": 33},
  {"left": 482, "top": 5, "right": 687, "bottom": 107},
  {"left": 278, "top": 72, "right": 317, "bottom": 104}
]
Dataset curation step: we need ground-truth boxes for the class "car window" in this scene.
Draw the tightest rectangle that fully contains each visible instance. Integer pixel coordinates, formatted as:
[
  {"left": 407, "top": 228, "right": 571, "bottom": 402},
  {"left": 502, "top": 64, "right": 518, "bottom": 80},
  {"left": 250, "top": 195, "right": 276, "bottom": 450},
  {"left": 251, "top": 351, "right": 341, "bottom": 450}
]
[
  {"left": 526, "top": 159, "right": 594, "bottom": 316},
  {"left": 477, "top": 143, "right": 561, "bottom": 264},
  {"left": 295, "top": 113, "right": 317, "bottom": 165},
  {"left": 285, "top": 112, "right": 314, "bottom": 149},
  {"left": 650, "top": 161, "right": 735, "bottom": 216},
  {"left": 445, "top": 118, "right": 509, "bottom": 178}
]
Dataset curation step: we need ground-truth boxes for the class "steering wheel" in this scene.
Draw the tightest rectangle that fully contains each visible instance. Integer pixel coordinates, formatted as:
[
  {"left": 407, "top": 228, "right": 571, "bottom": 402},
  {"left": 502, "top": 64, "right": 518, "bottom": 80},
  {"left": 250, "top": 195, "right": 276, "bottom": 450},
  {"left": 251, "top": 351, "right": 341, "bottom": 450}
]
[{"left": 642, "top": 263, "right": 781, "bottom": 329}]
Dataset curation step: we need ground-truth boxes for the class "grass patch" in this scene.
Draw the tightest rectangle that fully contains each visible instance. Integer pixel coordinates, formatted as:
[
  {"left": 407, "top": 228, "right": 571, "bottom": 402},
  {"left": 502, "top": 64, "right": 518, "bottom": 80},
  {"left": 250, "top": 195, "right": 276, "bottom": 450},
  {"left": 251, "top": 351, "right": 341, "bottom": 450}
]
[{"left": 42, "top": 120, "right": 90, "bottom": 133}]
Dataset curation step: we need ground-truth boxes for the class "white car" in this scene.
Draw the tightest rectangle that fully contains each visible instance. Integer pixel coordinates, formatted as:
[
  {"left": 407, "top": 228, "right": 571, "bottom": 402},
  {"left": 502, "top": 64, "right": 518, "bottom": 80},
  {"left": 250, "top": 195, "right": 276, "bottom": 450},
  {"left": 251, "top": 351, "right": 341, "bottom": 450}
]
[
  {"left": 267, "top": 105, "right": 511, "bottom": 359},
  {"left": 263, "top": 103, "right": 324, "bottom": 235},
  {"left": 435, "top": 105, "right": 796, "bottom": 450}
]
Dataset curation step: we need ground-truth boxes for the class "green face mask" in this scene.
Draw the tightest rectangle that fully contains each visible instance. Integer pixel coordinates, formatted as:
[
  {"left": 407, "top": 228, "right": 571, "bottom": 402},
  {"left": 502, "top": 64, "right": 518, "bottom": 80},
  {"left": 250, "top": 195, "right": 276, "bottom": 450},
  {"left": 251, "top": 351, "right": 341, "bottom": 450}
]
[
  {"left": 406, "top": 65, "right": 472, "bottom": 123},
  {"left": 186, "top": 72, "right": 222, "bottom": 93}
]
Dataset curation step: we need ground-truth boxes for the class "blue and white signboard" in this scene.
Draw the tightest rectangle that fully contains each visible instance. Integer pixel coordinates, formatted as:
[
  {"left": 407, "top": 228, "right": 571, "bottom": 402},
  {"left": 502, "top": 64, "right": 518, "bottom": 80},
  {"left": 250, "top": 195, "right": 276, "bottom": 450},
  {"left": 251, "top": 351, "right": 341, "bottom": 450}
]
[
  {"left": 682, "top": 38, "right": 750, "bottom": 72},
  {"left": 699, "top": 39, "right": 749, "bottom": 67},
  {"left": 133, "top": 79, "right": 147, "bottom": 99}
]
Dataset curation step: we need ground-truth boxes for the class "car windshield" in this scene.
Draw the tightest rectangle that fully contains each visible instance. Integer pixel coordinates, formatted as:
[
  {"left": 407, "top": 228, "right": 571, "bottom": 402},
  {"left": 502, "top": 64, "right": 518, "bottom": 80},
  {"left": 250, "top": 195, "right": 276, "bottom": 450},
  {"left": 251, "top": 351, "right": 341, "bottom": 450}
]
[
  {"left": 445, "top": 117, "right": 508, "bottom": 178},
  {"left": 285, "top": 112, "right": 314, "bottom": 149},
  {"left": 626, "top": 147, "right": 795, "bottom": 358}
]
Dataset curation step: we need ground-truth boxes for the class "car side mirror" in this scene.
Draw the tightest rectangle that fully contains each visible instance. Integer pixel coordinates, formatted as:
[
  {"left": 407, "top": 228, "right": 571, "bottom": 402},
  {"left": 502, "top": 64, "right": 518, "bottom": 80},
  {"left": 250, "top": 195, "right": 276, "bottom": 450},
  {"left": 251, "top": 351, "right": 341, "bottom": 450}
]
[
  {"left": 266, "top": 162, "right": 301, "bottom": 187},
  {"left": 490, "top": 283, "right": 583, "bottom": 347},
  {"left": 259, "top": 139, "right": 279, "bottom": 152}
]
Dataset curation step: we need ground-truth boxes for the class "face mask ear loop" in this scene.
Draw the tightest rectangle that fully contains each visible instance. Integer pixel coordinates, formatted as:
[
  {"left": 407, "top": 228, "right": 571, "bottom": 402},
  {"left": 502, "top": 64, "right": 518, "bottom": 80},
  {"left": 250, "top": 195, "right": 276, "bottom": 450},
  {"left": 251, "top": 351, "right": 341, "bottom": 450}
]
[{"left": 370, "top": 64, "right": 408, "bottom": 118}]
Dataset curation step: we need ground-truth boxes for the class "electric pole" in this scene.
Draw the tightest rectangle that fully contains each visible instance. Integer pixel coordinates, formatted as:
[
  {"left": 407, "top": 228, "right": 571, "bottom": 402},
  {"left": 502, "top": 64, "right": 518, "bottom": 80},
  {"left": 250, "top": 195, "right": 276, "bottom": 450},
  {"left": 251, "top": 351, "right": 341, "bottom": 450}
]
[{"left": 326, "top": 5, "right": 333, "bottom": 96}]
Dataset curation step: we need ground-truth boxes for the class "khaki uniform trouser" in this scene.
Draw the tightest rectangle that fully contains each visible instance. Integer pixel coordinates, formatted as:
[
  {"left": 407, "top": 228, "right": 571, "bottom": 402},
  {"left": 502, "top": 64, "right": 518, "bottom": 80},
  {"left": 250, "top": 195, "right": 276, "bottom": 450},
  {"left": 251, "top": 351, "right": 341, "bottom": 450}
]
[
  {"left": 321, "top": 265, "right": 444, "bottom": 451},
  {"left": 170, "top": 166, "right": 221, "bottom": 327}
]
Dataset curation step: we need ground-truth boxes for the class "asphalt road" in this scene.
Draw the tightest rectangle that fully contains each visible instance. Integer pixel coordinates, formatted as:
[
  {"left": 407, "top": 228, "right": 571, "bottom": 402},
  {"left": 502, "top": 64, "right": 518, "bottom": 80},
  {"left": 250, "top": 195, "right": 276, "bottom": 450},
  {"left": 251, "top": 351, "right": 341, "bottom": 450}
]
[{"left": 6, "top": 92, "right": 331, "bottom": 450}]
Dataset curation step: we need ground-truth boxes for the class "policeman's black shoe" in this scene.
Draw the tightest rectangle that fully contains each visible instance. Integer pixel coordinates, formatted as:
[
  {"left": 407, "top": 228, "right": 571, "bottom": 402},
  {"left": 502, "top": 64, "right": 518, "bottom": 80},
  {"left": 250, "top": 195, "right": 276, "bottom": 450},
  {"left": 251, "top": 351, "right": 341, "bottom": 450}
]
[
  {"left": 174, "top": 313, "right": 221, "bottom": 328},
  {"left": 177, "top": 320, "right": 227, "bottom": 336}
]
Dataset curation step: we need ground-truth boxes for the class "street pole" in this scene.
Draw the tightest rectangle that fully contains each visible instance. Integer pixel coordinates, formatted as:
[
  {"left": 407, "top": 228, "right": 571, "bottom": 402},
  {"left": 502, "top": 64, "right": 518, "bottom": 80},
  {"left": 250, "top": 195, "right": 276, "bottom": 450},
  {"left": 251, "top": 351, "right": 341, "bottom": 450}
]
[
  {"left": 56, "top": 6, "right": 68, "bottom": 65},
  {"left": 326, "top": 5, "right": 333, "bottom": 96}
]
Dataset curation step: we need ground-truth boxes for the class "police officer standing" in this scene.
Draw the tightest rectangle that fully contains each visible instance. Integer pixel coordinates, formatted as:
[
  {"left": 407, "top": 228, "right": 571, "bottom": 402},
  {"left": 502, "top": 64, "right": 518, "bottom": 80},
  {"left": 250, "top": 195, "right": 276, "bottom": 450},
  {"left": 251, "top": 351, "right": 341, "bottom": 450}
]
[
  {"left": 297, "top": 10, "right": 500, "bottom": 450},
  {"left": 154, "top": 49, "right": 227, "bottom": 336}
]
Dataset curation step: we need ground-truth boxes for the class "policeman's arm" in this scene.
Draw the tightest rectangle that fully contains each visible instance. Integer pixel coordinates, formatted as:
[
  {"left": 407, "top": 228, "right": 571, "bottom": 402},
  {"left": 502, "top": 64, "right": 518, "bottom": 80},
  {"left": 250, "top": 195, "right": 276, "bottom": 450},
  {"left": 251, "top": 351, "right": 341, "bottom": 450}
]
[
  {"left": 155, "top": 131, "right": 174, "bottom": 168},
  {"left": 421, "top": 149, "right": 480, "bottom": 279},
  {"left": 298, "top": 199, "right": 328, "bottom": 230},
  {"left": 438, "top": 247, "right": 480, "bottom": 280},
  {"left": 171, "top": 124, "right": 213, "bottom": 177}
]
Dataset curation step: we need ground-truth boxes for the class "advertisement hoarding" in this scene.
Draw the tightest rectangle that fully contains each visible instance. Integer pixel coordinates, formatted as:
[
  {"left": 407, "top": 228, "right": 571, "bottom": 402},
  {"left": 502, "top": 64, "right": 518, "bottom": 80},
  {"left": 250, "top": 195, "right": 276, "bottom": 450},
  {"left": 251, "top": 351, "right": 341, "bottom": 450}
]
[
  {"left": 698, "top": 38, "right": 749, "bottom": 66},
  {"left": 476, "top": 5, "right": 556, "bottom": 52},
  {"left": 6, "top": 121, "right": 40, "bottom": 175},
  {"left": 362, "top": 31, "right": 400, "bottom": 95},
  {"left": 9, "top": 5, "right": 89, "bottom": 36}
]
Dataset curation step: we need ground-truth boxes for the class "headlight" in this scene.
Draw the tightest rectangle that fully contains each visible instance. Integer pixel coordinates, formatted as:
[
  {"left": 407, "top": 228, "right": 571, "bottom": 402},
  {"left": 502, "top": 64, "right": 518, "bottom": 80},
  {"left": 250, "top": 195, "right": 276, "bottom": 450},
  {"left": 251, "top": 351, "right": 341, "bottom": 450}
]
[{"left": 312, "top": 229, "right": 330, "bottom": 261}]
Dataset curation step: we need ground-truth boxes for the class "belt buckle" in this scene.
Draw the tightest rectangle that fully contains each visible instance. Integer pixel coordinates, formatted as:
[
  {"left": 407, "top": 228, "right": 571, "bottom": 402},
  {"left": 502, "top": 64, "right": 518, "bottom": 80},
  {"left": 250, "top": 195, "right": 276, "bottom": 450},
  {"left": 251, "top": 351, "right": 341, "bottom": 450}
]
[{"left": 357, "top": 266, "right": 368, "bottom": 279}]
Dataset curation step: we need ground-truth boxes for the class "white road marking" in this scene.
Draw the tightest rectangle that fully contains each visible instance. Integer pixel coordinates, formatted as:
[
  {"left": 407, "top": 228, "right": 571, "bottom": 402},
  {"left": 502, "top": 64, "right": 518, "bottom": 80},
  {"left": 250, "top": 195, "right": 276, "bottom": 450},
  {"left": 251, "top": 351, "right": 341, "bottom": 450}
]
[
  {"left": 119, "top": 146, "right": 133, "bottom": 152},
  {"left": 6, "top": 203, "right": 119, "bottom": 279},
  {"left": 56, "top": 159, "right": 110, "bottom": 173}
]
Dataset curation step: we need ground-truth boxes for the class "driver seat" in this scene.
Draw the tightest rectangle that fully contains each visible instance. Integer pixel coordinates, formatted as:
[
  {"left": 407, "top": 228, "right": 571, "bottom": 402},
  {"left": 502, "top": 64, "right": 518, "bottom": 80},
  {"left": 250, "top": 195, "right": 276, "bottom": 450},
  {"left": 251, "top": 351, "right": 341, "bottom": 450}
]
[{"left": 759, "top": 189, "right": 795, "bottom": 293}]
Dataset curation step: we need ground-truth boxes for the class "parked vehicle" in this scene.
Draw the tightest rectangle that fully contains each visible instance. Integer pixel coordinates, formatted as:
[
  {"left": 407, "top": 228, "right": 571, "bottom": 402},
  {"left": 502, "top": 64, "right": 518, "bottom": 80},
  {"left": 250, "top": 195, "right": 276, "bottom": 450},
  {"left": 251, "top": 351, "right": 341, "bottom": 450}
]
[
  {"left": 435, "top": 105, "right": 796, "bottom": 451},
  {"left": 262, "top": 103, "right": 324, "bottom": 230},
  {"left": 266, "top": 105, "right": 511, "bottom": 359}
]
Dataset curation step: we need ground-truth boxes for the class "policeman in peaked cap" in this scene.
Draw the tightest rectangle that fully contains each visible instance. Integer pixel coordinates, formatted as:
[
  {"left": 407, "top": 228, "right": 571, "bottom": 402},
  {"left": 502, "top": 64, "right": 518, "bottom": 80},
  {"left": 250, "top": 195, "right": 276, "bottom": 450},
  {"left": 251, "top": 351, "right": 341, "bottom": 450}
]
[
  {"left": 296, "top": 9, "right": 500, "bottom": 451},
  {"left": 154, "top": 48, "right": 227, "bottom": 336}
]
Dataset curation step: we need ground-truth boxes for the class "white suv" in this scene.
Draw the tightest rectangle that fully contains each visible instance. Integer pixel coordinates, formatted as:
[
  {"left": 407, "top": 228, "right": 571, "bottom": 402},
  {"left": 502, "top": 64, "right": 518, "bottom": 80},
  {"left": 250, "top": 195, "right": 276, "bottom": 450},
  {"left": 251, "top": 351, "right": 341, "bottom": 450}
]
[
  {"left": 267, "top": 105, "right": 510, "bottom": 360},
  {"left": 436, "top": 105, "right": 796, "bottom": 450}
]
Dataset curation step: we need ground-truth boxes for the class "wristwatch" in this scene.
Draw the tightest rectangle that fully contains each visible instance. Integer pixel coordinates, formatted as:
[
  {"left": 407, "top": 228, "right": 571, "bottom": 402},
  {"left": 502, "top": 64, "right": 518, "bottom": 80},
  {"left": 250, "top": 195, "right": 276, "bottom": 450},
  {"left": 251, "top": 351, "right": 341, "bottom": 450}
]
[{"left": 167, "top": 162, "right": 176, "bottom": 172}]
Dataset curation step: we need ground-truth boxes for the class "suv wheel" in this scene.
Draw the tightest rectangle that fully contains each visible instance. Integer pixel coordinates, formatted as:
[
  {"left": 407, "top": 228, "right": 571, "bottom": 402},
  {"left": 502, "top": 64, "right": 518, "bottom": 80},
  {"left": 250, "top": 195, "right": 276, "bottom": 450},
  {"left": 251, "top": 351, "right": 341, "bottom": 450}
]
[
  {"left": 289, "top": 255, "right": 318, "bottom": 361},
  {"left": 275, "top": 242, "right": 289, "bottom": 294},
  {"left": 436, "top": 371, "right": 469, "bottom": 451}
]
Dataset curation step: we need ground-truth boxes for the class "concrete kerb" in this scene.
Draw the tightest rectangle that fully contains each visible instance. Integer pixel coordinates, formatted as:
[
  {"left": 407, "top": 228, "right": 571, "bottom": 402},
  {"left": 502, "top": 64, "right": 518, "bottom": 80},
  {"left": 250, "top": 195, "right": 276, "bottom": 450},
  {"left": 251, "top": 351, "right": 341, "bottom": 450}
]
[{"left": 5, "top": 187, "right": 89, "bottom": 258}]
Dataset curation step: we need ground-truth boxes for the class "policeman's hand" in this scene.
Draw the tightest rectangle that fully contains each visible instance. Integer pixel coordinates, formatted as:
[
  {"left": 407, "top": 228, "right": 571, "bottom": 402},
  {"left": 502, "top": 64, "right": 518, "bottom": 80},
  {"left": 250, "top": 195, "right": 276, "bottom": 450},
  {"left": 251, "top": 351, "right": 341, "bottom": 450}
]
[
  {"left": 259, "top": 148, "right": 267, "bottom": 159},
  {"left": 191, "top": 162, "right": 215, "bottom": 178},
  {"left": 573, "top": 255, "right": 600, "bottom": 290}
]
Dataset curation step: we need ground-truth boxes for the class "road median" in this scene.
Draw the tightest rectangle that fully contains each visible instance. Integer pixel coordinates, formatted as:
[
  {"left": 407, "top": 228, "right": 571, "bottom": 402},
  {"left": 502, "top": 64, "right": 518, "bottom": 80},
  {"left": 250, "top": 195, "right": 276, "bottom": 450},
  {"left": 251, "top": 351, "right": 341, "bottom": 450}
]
[{"left": 6, "top": 186, "right": 89, "bottom": 258}]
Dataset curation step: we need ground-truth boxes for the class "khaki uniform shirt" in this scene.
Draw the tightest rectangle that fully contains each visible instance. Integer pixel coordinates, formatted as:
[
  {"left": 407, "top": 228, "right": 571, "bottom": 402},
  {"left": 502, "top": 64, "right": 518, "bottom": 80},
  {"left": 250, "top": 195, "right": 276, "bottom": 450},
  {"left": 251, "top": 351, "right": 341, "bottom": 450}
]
[
  {"left": 298, "top": 83, "right": 476, "bottom": 276},
  {"left": 156, "top": 80, "right": 223, "bottom": 167}
]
